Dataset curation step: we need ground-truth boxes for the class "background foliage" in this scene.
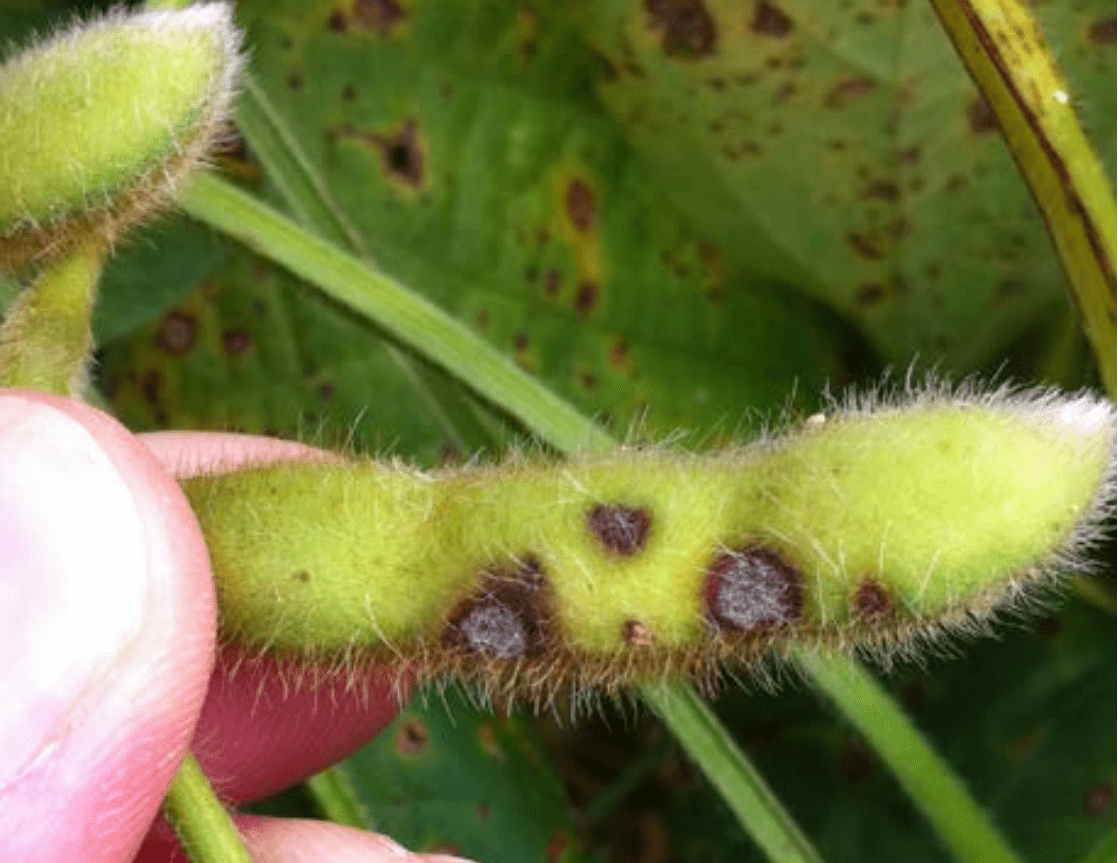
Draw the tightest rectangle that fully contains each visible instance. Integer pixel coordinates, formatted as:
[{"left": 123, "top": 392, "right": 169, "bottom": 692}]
[{"left": 3, "top": 1, "right": 1115, "bottom": 860}]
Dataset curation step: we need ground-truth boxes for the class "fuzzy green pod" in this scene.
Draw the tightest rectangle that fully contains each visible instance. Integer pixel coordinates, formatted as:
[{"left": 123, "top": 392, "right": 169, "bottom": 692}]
[
  {"left": 0, "top": 4, "right": 242, "bottom": 270},
  {"left": 182, "top": 385, "right": 1115, "bottom": 707}
]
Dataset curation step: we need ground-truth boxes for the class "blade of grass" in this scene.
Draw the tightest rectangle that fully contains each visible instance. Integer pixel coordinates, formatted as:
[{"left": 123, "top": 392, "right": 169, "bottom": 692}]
[
  {"left": 233, "top": 66, "right": 503, "bottom": 454},
  {"left": 233, "top": 73, "right": 368, "bottom": 255},
  {"left": 928, "top": 0, "right": 1117, "bottom": 397},
  {"left": 798, "top": 649, "right": 1021, "bottom": 863},
  {"left": 163, "top": 753, "right": 254, "bottom": 863},
  {"left": 179, "top": 171, "right": 613, "bottom": 456}
]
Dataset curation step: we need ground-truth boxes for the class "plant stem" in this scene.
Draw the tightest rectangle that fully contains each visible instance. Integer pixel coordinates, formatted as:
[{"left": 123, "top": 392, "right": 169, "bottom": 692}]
[
  {"left": 163, "top": 752, "right": 254, "bottom": 863},
  {"left": 306, "top": 767, "right": 371, "bottom": 830},
  {"left": 0, "top": 239, "right": 104, "bottom": 396},
  {"left": 797, "top": 649, "right": 1022, "bottom": 863},
  {"left": 928, "top": 0, "right": 1117, "bottom": 397}
]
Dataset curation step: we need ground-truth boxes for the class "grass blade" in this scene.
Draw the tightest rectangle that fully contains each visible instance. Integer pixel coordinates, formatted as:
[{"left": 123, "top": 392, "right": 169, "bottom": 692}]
[{"left": 798, "top": 649, "right": 1022, "bottom": 863}]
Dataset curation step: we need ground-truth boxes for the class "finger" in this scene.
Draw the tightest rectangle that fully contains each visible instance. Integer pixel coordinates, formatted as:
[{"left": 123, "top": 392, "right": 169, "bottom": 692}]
[
  {"left": 0, "top": 391, "right": 214, "bottom": 863},
  {"left": 140, "top": 431, "right": 411, "bottom": 802},
  {"left": 238, "top": 815, "right": 477, "bottom": 863},
  {"left": 137, "top": 813, "right": 475, "bottom": 863}
]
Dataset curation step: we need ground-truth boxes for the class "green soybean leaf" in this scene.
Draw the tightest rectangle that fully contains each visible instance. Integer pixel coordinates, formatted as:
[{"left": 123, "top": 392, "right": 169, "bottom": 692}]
[
  {"left": 319, "top": 688, "right": 595, "bottom": 863},
  {"left": 575, "top": 0, "right": 1116, "bottom": 372}
]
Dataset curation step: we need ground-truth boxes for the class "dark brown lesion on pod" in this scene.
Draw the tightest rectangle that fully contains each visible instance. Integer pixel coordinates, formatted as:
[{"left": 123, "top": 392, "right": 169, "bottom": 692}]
[
  {"left": 443, "top": 556, "right": 554, "bottom": 659},
  {"left": 587, "top": 503, "right": 652, "bottom": 556},
  {"left": 704, "top": 545, "right": 803, "bottom": 632},
  {"left": 622, "top": 619, "right": 654, "bottom": 647},
  {"left": 852, "top": 578, "right": 892, "bottom": 619}
]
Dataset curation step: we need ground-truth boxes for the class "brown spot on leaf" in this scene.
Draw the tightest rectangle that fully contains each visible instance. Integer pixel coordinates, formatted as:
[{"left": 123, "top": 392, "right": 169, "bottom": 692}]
[
  {"left": 545, "top": 830, "right": 570, "bottom": 862},
  {"left": 644, "top": 0, "right": 718, "bottom": 59},
  {"left": 574, "top": 281, "right": 599, "bottom": 316},
  {"left": 856, "top": 283, "right": 886, "bottom": 306},
  {"left": 141, "top": 369, "right": 161, "bottom": 406},
  {"left": 318, "top": 382, "right": 335, "bottom": 401},
  {"left": 578, "top": 369, "right": 597, "bottom": 390},
  {"left": 609, "top": 338, "right": 629, "bottom": 370},
  {"left": 1089, "top": 18, "right": 1116, "bottom": 43},
  {"left": 824, "top": 76, "right": 876, "bottom": 108},
  {"left": 587, "top": 504, "right": 652, "bottom": 556},
  {"left": 395, "top": 718, "right": 427, "bottom": 755},
  {"left": 566, "top": 180, "right": 596, "bottom": 232},
  {"left": 847, "top": 232, "right": 884, "bottom": 260},
  {"left": 513, "top": 332, "right": 529, "bottom": 352},
  {"left": 967, "top": 97, "right": 998, "bottom": 134},
  {"left": 592, "top": 49, "right": 619, "bottom": 82},
  {"left": 341, "top": 84, "right": 356, "bottom": 101},
  {"left": 443, "top": 559, "right": 552, "bottom": 659},
  {"left": 222, "top": 328, "right": 251, "bottom": 356},
  {"left": 354, "top": 0, "right": 406, "bottom": 36},
  {"left": 623, "top": 619, "right": 655, "bottom": 647},
  {"left": 704, "top": 546, "right": 803, "bottom": 632},
  {"left": 328, "top": 10, "right": 347, "bottom": 32},
  {"left": 544, "top": 269, "right": 562, "bottom": 297},
  {"left": 751, "top": 1, "right": 793, "bottom": 37},
  {"left": 899, "top": 145, "right": 921, "bottom": 164},
  {"left": 516, "top": 6, "right": 538, "bottom": 60},
  {"left": 772, "top": 81, "right": 796, "bottom": 104},
  {"left": 366, "top": 120, "right": 424, "bottom": 187},
  {"left": 1084, "top": 781, "right": 1114, "bottom": 816},
  {"left": 287, "top": 71, "right": 303, "bottom": 90},
  {"left": 853, "top": 579, "right": 891, "bottom": 617},
  {"left": 158, "top": 311, "right": 196, "bottom": 355},
  {"left": 865, "top": 180, "right": 899, "bottom": 201},
  {"left": 291, "top": 570, "right": 311, "bottom": 583}
]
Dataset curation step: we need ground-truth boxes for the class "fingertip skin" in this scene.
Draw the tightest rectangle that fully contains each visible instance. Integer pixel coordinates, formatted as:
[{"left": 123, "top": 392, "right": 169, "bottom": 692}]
[{"left": 0, "top": 390, "right": 215, "bottom": 862}]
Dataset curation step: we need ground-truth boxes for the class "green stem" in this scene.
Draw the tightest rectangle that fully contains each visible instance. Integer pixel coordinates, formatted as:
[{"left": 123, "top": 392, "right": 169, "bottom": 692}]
[
  {"left": 0, "top": 239, "right": 105, "bottom": 396},
  {"left": 305, "top": 767, "right": 371, "bottom": 830},
  {"left": 927, "top": 0, "right": 1117, "bottom": 397},
  {"left": 178, "top": 172, "right": 613, "bottom": 455},
  {"left": 797, "top": 650, "right": 1022, "bottom": 863},
  {"left": 641, "top": 682, "right": 823, "bottom": 863},
  {"left": 163, "top": 752, "right": 254, "bottom": 863}
]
